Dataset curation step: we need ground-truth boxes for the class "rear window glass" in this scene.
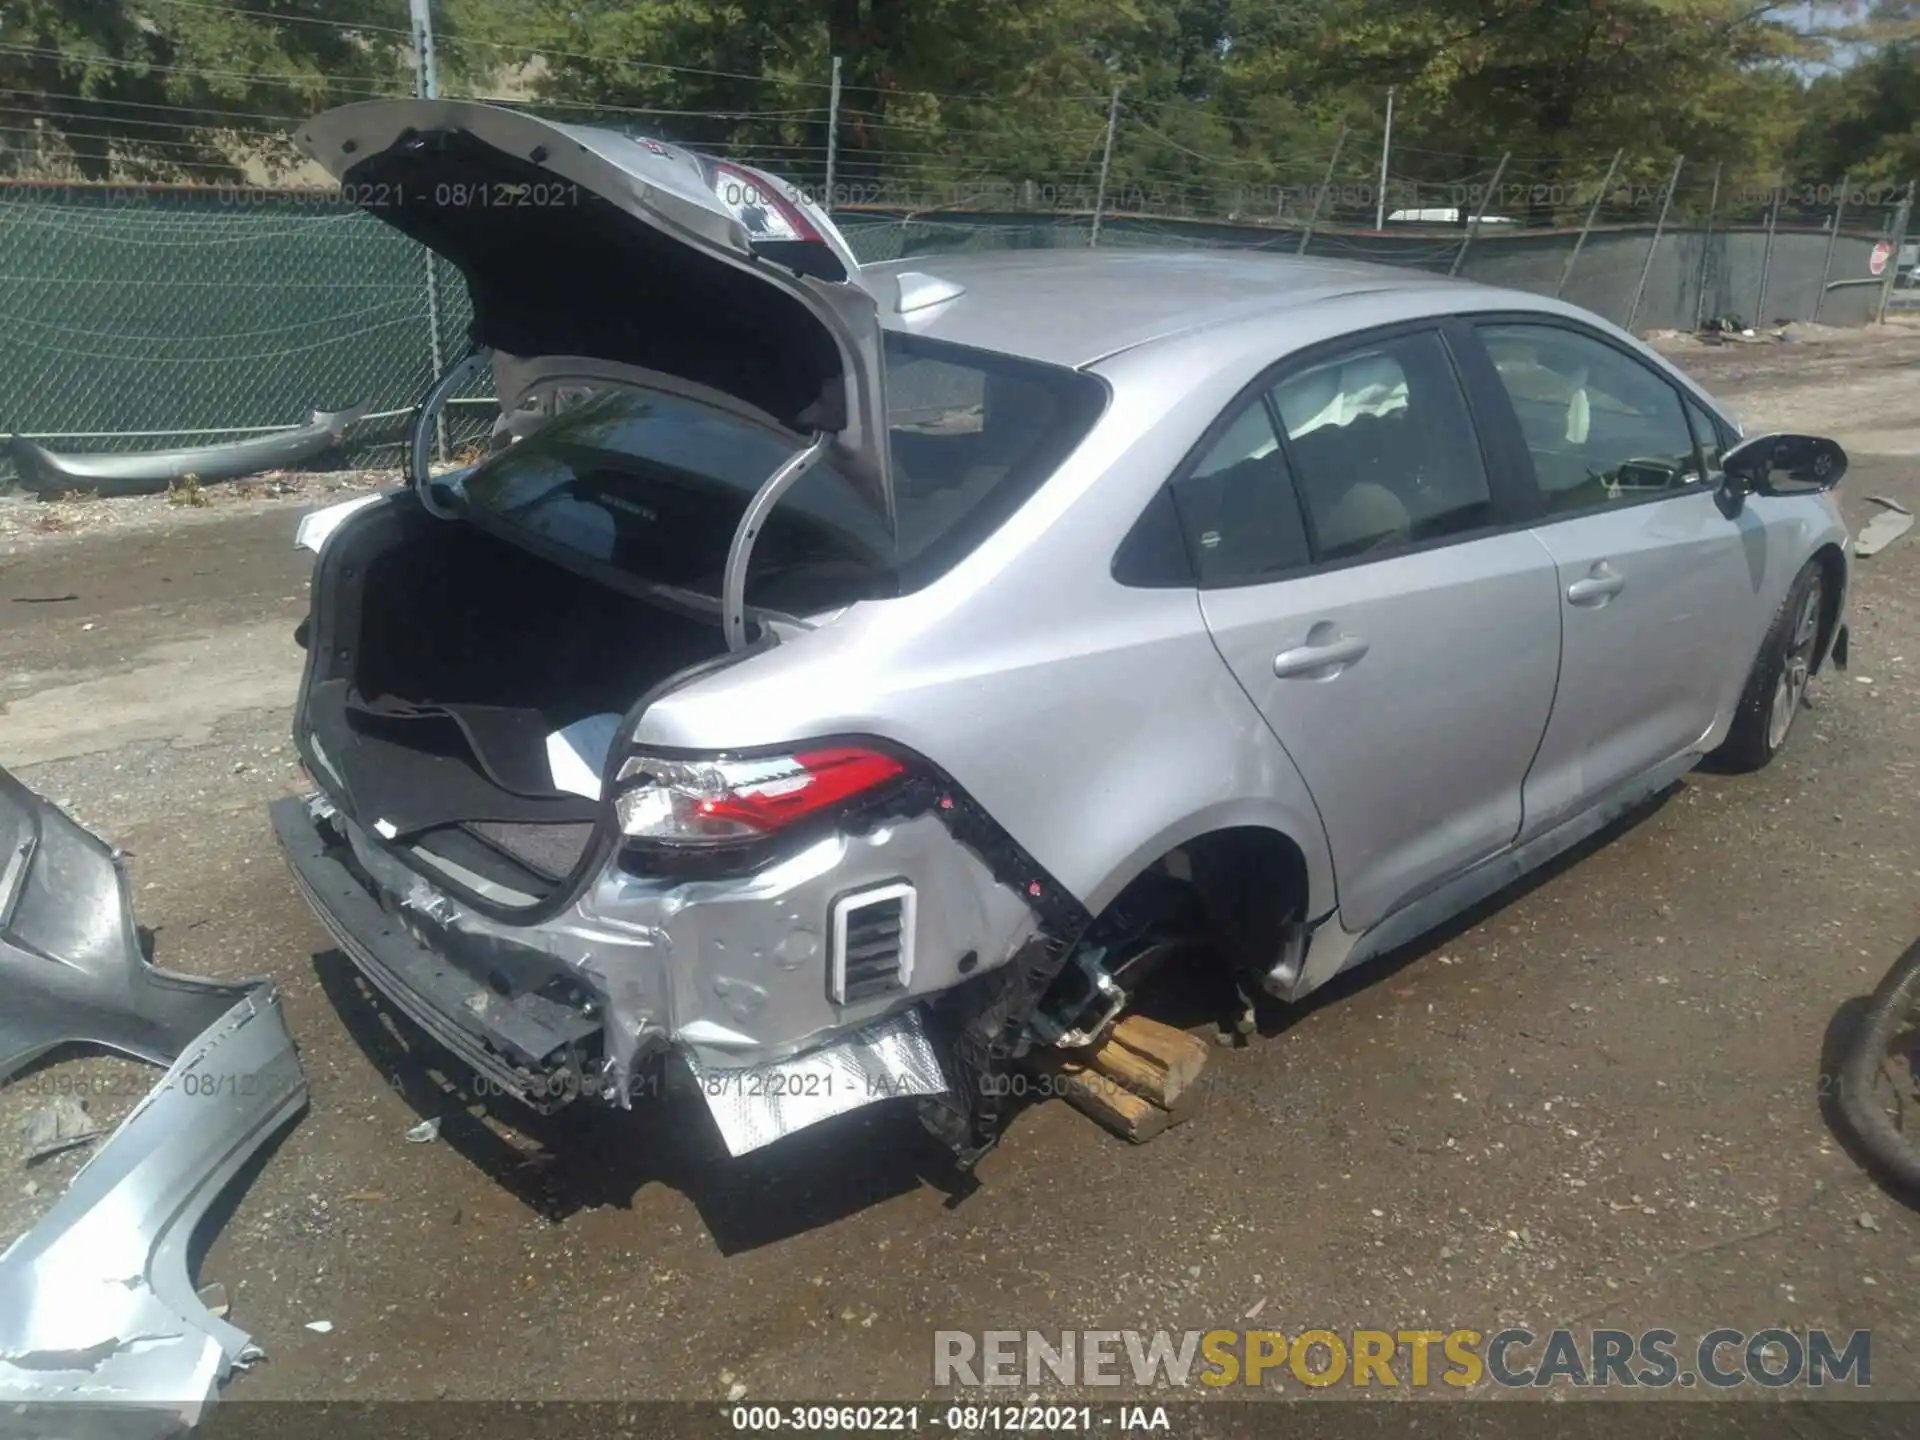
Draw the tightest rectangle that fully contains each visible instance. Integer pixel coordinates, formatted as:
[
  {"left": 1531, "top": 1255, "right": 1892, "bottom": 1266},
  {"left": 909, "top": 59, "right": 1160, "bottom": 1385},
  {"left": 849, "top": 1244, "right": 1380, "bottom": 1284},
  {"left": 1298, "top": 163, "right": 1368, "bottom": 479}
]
[{"left": 455, "top": 333, "right": 1105, "bottom": 611}]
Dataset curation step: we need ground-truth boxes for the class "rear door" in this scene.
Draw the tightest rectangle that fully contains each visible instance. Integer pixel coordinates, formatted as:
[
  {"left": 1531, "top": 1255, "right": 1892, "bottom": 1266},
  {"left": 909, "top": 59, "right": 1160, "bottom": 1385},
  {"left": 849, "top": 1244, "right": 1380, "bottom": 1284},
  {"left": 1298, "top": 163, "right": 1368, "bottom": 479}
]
[
  {"left": 1181, "top": 324, "right": 1562, "bottom": 932},
  {"left": 1467, "top": 320, "right": 1756, "bottom": 839}
]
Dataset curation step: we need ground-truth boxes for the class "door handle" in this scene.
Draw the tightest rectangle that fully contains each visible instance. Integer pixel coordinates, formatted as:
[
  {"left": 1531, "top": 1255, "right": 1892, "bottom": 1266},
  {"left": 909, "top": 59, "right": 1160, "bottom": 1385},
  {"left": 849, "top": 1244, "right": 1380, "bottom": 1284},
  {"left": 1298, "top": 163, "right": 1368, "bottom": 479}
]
[
  {"left": 1273, "top": 634, "right": 1370, "bottom": 678},
  {"left": 1567, "top": 563, "right": 1626, "bottom": 607}
]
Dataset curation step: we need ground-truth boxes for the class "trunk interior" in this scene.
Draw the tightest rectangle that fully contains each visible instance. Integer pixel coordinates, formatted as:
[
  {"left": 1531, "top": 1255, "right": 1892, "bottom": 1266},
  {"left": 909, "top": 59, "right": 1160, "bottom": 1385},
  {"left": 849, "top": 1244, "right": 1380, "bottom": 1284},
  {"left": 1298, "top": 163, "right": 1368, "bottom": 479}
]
[{"left": 300, "top": 497, "right": 729, "bottom": 911}]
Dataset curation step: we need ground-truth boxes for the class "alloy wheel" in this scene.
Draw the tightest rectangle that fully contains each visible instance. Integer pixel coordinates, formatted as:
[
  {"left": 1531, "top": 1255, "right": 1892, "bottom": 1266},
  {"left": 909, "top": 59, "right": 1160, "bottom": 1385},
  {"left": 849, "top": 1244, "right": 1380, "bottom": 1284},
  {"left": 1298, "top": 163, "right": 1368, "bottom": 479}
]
[{"left": 1767, "top": 578, "right": 1824, "bottom": 752}]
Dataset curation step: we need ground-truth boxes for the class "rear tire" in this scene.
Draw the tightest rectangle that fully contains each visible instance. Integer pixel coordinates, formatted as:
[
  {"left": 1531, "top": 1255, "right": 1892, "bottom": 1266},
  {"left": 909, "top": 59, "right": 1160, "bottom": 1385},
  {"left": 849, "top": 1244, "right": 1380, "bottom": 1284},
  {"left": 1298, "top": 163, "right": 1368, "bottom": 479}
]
[{"left": 1714, "top": 561, "right": 1824, "bottom": 773}]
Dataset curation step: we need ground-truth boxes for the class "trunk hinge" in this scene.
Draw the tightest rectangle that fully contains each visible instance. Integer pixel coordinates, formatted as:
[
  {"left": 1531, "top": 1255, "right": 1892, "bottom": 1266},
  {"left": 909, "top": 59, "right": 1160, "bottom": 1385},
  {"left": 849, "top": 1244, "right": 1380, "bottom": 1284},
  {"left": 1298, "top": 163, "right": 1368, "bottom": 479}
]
[
  {"left": 409, "top": 346, "right": 492, "bottom": 518},
  {"left": 721, "top": 431, "right": 833, "bottom": 652}
]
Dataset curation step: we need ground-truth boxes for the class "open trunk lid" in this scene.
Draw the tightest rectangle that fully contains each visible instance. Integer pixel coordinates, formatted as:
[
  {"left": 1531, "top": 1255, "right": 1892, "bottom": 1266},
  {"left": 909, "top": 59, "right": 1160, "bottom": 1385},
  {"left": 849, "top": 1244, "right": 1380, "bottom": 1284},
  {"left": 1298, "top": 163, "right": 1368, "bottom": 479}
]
[{"left": 294, "top": 99, "right": 893, "bottom": 528}]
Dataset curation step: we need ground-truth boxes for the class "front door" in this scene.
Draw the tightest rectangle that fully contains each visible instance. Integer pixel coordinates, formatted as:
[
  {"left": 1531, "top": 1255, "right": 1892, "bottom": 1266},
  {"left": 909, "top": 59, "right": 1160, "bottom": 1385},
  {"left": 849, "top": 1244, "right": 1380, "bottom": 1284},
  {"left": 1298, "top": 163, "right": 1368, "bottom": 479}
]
[
  {"left": 1469, "top": 321, "right": 1756, "bottom": 838},
  {"left": 1177, "top": 327, "right": 1562, "bottom": 931}
]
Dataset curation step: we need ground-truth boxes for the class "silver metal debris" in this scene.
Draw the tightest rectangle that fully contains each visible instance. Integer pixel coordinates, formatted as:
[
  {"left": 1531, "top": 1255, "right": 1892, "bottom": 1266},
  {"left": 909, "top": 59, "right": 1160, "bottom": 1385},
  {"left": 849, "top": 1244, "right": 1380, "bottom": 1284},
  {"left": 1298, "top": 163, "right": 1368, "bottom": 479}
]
[
  {"left": 0, "top": 986, "right": 304, "bottom": 1422},
  {"left": 20, "top": 1093, "right": 98, "bottom": 1163},
  {"left": 1856, "top": 496, "right": 1913, "bottom": 558},
  {"left": 0, "top": 764, "right": 309, "bottom": 1428},
  {"left": 682, "top": 1006, "right": 949, "bottom": 1157}
]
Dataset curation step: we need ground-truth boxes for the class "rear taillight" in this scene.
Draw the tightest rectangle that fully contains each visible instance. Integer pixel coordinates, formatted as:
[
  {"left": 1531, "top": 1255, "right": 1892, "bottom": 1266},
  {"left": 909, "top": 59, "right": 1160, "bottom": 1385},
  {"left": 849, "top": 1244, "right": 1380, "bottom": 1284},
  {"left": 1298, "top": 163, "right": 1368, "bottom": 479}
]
[
  {"left": 700, "top": 159, "right": 822, "bottom": 243},
  {"left": 614, "top": 746, "right": 906, "bottom": 846}
]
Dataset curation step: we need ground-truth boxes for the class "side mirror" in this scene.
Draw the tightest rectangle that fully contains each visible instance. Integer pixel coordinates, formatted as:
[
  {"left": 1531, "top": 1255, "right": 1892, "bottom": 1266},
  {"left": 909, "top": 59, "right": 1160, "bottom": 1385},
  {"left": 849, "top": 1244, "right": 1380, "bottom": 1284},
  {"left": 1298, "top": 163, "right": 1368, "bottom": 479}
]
[{"left": 1721, "top": 433, "right": 1848, "bottom": 497}]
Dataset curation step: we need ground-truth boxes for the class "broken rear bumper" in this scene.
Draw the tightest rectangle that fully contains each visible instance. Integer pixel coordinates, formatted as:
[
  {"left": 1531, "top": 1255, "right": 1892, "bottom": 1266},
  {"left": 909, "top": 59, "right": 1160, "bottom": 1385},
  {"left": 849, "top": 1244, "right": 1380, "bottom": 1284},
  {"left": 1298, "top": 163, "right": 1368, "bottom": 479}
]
[
  {"left": 270, "top": 793, "right": 597, "bottom": 1111},
  {"left": 270, "top": 786, "right": 1037, "bottom": 1146},
  {"left": 0, "top": 766, "right": 308, "bottom": 1427}
]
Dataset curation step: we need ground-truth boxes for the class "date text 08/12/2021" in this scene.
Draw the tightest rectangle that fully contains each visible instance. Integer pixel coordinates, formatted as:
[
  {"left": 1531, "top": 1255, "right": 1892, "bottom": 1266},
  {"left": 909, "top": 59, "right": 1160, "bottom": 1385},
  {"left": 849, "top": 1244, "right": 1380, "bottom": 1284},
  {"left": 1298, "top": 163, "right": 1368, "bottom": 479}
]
[{"left": 729, "top": 1406, "right": 1164, "bottom": 1432}]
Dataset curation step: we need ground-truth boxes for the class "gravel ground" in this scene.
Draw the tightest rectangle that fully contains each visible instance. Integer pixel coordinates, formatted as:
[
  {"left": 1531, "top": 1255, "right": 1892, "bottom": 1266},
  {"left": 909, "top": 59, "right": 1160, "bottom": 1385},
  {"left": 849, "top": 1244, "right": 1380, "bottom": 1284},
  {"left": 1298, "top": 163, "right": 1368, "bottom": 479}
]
[
  {"left": 1, "top": 321, "right": 1918, "bottom": 1406},
  {"left": 0, "top": 466, "right": 391, "bottom": 554}
]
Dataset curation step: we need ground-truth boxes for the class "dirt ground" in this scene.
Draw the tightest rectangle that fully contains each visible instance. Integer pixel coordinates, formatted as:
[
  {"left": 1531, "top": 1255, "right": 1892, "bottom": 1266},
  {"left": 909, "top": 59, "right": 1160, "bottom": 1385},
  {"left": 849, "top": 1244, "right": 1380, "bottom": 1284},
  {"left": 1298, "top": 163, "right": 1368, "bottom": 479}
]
[{"left": 2, "top": 321, "right": 1920, "bottom": 1406}]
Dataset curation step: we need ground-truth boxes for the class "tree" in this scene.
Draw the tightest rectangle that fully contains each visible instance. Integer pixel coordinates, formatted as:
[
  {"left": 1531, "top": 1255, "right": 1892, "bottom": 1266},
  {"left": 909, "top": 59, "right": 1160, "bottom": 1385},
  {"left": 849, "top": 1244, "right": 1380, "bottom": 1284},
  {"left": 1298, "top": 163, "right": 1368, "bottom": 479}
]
[
  {"left": 6, "top": 0, "right": 1905, "bottom": 217},
  {"left": 1279, "top": 0, "right": 1816, "bottom": 222},
  {"left": 1789, "top": 2, "right": 1920, "bottom": 187},
  {"left": 0, "top": 0, "right": 411, "bottom": 180}
]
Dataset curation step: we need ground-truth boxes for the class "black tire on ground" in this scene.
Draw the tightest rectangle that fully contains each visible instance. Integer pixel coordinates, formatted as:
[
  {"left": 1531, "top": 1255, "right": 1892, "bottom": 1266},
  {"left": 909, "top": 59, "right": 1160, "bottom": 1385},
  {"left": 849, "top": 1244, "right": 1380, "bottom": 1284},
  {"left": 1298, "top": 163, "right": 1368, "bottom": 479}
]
[
  {"left": 1713, "top": 560, "right": 1825, "bottom": 773},
  {"left": 1836, "top": 939, "right": 1920, "bottom": 1198}
]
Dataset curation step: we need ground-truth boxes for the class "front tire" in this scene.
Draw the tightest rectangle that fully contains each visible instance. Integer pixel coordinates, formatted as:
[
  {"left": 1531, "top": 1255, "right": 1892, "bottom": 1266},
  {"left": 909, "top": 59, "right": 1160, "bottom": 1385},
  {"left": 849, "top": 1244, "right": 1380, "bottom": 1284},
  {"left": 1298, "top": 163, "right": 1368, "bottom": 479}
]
[{"left": 1715, "top": 561, "right": 1824, "bottom": 772}]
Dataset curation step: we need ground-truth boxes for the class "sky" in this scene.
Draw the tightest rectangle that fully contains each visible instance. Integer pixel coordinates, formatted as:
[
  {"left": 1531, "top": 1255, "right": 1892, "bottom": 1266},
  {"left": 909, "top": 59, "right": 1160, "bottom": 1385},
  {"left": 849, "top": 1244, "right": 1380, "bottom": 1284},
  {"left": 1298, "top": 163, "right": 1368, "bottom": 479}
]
[{"left": 1800, "top": 1, "right": 1875, "bottom": 71}]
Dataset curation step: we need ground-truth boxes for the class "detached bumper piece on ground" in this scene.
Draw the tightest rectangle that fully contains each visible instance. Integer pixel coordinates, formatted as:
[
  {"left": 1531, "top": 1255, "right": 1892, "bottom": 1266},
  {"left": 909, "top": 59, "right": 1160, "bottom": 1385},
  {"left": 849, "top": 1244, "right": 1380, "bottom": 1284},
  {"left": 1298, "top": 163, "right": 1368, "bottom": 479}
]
[
  {"left": 6, "top": 403, "right": 367, "bottom": 499},
  {"left": 0, "top": 765, "right": 308, "bottom": 1433}
]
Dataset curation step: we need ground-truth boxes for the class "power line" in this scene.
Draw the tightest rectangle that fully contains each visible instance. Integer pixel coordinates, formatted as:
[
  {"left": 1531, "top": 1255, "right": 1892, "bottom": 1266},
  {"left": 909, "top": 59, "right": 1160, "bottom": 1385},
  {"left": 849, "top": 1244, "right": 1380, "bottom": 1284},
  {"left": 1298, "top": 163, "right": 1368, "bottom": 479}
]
[
  {"left": 431, "top": 33, "right": 1113, "bottom": 105},
  {"left": 838, "top": 108, "right": 1109, "bottom": 140},
  {"left": 1122, "top": 113, "right": 1270, "bottom": 170},
  {"left": 476, "top": 96, "right": 830, "bottom": 121},
  {"left": 0, "top": 43, "right": 404, "bottom": 97},
  {"left": 0, "top": 120, "right": 294, "bottom": 155},
  {"left": 1, "top": 103, "right": 297, "bottom": 142},
  {"left": 0, "top": 86, "right": 331, "bottom": 128},
  {"left": 436, "top": 32, "right": 827, "bottom": 90},
  {"left": 140, "top": 0, "right": 413, "bottom": 39}
]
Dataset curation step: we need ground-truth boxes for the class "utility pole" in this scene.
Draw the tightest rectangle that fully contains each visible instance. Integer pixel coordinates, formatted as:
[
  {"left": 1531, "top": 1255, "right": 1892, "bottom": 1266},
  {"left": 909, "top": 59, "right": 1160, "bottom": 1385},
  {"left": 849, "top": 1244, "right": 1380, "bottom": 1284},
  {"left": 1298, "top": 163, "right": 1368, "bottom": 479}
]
[
  {"left": 1297, "top": 125, "right": 1347, "bottom": 255},
  {"left": 409, "top": 0, "right": 438, "bottom": 99},
  {"left": 1090, "top": 85, "right": 1121, "bottom": 248},
  {"left": 824, "top": 56, "right": 842, "bottom": 210},
  {"left": 1755, "top": 184, "right": 1782, "bottom": 326},
  {"left": 1374, "top": 86, "right": 1395, "bottom": 229},
  {"left": 1448, "top": 151, "right": 1509, "bottom": 277},
  {"left": 1876, "top": 180, "right": 1915, "bottom": 325},
  {"left": 410, "top": 0, "right": 447, "bottom": 464},
  {"left": 1812, "top": 172, "right": 1851, "bottom": 323},
  {"left": 1693, "top": 160, "right": 1722, "bottom": 329},
  {"left": 1624, "top": 154, "right": 1684, "bottom": 333},
  {"left": 1556, "top": 148, "right": 1622, "bottom": 299}
]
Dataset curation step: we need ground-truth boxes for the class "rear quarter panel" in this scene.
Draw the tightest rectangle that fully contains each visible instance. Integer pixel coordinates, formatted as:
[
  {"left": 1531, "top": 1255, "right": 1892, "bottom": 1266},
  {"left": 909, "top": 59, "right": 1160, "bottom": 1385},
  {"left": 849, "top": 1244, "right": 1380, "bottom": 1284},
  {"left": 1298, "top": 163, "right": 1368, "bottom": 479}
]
[
  {"left": 631, "top": 308, "right": 1403, "bottom": 918},
  {"left": 635, "top": 283, "right": 1842, "bottom": 923}
]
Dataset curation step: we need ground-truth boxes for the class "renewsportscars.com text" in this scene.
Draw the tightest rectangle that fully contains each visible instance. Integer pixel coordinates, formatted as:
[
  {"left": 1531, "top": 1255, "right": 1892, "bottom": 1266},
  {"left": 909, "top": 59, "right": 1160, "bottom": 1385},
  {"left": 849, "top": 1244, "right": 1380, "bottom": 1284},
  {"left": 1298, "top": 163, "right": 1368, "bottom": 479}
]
[{"left": 935, "top": 1327, "right": 1871, "bottom": 1390}]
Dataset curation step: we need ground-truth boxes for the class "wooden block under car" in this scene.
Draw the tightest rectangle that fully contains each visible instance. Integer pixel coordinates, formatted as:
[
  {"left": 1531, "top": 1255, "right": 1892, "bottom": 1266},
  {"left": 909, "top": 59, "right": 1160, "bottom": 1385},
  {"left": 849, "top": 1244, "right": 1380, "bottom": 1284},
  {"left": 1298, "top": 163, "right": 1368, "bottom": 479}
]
[
  {"left": 1029, "top": 1016, "right": 1211, "bottom": 1143},
  {"left": 1097, "top": 1014, "right": 1210, "bottom": 1106}
]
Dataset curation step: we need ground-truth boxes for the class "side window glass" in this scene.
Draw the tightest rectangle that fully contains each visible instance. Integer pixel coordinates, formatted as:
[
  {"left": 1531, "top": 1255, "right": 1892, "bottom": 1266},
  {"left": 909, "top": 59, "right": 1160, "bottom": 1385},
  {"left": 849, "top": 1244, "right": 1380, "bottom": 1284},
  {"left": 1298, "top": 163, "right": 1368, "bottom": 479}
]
[
  {"left": 1480, "top": 324, "right": 1701, "bottom": 514},
  {"left": 1168, "top": 399, "right": 1310, "bottom": 583},
  {"left": 1268, "top": 330, "right": 1492, "bottom": 561},
  {"left": 1685, "top": 397, "right": 1726, "bottom": 477}
]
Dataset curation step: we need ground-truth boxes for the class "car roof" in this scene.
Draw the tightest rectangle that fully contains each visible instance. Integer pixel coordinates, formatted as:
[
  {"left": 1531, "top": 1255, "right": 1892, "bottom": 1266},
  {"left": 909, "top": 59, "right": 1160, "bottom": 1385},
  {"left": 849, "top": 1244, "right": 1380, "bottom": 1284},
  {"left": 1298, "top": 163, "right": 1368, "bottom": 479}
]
[{"left": 860, "top": 248, "right": 1532, "bottom": 369}]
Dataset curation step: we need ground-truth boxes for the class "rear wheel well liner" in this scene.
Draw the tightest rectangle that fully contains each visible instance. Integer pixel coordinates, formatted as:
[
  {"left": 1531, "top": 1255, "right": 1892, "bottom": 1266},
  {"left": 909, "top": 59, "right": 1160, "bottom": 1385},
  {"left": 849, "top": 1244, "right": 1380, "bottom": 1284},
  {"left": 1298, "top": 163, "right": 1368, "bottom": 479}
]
[
  {"left": 1134, "top": 825, "right": 1312, "bottom": 981},
  {"left": 1810, "top": 541, "right": 1847, "bottom": 673}
]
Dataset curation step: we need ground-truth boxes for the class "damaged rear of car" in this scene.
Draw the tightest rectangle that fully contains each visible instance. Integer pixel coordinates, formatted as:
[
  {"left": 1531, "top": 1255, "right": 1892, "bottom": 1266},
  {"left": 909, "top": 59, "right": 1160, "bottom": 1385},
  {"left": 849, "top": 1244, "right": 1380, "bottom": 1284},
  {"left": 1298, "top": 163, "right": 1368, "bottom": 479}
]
[{"left": 271, "top": 100, "right": 1106, "bottom": 1156}]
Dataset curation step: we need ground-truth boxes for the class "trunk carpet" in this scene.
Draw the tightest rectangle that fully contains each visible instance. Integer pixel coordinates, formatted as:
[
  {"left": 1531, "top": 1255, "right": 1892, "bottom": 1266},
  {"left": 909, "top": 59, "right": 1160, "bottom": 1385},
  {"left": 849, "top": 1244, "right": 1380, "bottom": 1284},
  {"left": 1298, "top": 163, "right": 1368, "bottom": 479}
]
[
  {"left": 466, "top": 820, "right": 597, "bottom": 882},
  {"left": 310, "top": 679, "right": 598, "bottom": 835}
]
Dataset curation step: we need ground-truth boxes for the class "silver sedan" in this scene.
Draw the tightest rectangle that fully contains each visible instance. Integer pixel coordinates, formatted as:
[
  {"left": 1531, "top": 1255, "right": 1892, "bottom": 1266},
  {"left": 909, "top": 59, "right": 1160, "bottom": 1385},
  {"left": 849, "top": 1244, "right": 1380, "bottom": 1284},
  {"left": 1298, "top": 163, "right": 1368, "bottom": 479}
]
[{"left": 278, "top": 101, "right": 1852, "bottom": 1165}]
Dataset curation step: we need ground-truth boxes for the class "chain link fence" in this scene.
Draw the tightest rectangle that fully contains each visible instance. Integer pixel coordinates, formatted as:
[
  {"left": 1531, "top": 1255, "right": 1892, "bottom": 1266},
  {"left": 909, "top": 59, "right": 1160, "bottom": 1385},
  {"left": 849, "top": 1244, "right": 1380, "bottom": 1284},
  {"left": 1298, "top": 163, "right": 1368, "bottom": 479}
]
[{"left": 1, "top": 167, "right": 1913, "bottom": 484}]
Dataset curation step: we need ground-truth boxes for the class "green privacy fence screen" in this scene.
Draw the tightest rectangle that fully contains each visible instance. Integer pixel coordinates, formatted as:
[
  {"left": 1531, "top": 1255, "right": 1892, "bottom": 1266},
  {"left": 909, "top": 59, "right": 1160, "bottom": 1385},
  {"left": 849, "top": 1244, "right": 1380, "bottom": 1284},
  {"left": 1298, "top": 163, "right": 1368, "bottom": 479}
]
[
  {"left": 0, "top": 184, "right": 445, "bottom": 470},
  {"left": 0, "top": 181, "right": 1907, "bottom": 480}
]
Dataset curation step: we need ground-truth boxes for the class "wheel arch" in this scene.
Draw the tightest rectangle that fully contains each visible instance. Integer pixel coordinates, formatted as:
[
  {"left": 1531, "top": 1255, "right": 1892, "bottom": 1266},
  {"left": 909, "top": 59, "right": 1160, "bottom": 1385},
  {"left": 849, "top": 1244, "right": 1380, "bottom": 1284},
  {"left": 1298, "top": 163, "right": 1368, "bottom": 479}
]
[
  {"left": 1809, "top": 540, "right": 1849, "bottom": 673},
  {"left": 1079, "top": 809, "right": 1328, "bottom": 994},
  {"left": 1080, "top": 796, "right": 1333, "bottom": 921}
]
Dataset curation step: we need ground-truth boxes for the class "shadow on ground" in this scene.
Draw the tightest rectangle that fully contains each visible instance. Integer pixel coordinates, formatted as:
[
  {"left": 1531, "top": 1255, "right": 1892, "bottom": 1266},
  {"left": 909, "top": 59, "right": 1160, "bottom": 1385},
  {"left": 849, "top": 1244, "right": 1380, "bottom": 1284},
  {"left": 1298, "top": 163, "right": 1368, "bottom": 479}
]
[
  {"left": 1137, "top": 783, "right": 1685, "bottom": 1043},
  {"left": 307, "top": 781, "right": 1695, "bottom": 1251},
  {"left": 310, "top": 949, "right": 971, "bottom": 1252}
]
